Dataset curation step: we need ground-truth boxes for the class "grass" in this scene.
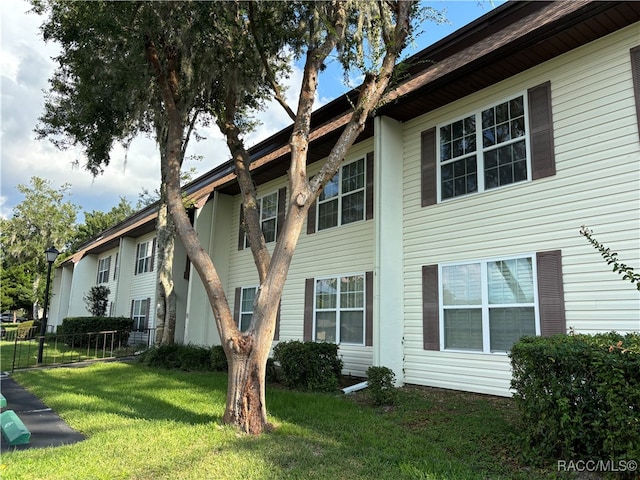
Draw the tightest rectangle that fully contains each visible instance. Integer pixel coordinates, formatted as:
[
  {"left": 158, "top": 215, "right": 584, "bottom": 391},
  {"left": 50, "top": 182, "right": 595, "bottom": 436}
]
[
  {"left": 1, "top": 361, "right": 569, "bottom": 480},
  {"left": 1, "top": 333, "right": 136, "bottom": 371}
]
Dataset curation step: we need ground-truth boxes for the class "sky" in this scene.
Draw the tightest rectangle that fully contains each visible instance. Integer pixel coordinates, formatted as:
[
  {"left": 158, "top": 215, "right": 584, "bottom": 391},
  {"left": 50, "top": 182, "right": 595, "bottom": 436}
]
[{"left": 0, "top": 0, "right": 505, "bottom": 223}]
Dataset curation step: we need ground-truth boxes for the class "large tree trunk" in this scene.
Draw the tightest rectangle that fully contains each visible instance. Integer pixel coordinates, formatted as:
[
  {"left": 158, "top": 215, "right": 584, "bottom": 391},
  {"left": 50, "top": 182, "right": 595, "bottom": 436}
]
[{"left": 154, "top": 195, "right": 177, "bottom": 346}]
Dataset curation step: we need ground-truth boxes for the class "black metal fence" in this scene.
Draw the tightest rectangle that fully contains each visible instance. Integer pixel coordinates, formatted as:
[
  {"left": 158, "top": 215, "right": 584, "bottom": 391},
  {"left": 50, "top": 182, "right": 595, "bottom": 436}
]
[{"left": 2, "top": 326, "right": 154, "bottom": 372}]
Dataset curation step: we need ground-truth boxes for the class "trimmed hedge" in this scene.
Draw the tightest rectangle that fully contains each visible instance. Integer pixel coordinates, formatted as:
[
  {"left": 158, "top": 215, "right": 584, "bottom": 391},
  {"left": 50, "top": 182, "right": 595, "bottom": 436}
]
[
  {"left": 510, "top": 332, "right": 640, "bottom": 463},
  {"left": 273, "top": 340, "right": 343, "bottom": 392},
  {"left": 210, "top": 345, "right": 228, "bottom": 372},
  {"left": 59, "top": 316, "right": 133, "bottom": 347},
  {"left": 138, "top": 344, "right": 213, "bottom": 371}
]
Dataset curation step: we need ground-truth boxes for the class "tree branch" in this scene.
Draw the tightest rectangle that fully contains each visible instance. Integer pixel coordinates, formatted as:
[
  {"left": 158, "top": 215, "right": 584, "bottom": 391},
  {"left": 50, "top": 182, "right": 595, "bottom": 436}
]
[{"left": 248, "top": 2, "right": 296, "bottom": 122}]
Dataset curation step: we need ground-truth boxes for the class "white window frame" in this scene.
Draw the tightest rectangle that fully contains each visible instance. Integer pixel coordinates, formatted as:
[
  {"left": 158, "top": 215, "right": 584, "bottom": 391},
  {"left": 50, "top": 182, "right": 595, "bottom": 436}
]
[
  {"left": 132, "top": 298, "right": 148, "bottom": 331},
  {"left": 244, "top": 191, "right": 279, "bottom": 248},
  {"left": 439, "top": 254, "right": 540, "bottom": 354},
  {"left": 317, "top": 157, "right": 366, "bottom": 231},
  {"left": 238, "top": 286, "right": 258, "bottom": 332},
  {"left": 437, "top": 92, "right": 532, "bottom": 203},
  {"left": 135, "top": 240, "right": 153, "bottom": 274},
  {"left": 97, "top": 256, "right": 111, "bottom": 284},
  {"left": 313, "top": 272, "right": 366, "bottom": 345}
]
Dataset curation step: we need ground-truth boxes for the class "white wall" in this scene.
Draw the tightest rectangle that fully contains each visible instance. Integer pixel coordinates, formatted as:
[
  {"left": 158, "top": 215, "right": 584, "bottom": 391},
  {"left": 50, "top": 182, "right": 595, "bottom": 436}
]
[
  {"left": 220, "top": 139, "right": 376, "bottom": 376},
  {"left": 400, "top": 25, "right": 640, "bottom": 396}
]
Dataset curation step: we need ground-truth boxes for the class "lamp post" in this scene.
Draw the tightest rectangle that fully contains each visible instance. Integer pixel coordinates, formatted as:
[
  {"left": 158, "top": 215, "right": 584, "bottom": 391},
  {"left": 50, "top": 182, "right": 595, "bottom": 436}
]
[{"left": 37, "top": 246, "right": 59, "bottom": 364}]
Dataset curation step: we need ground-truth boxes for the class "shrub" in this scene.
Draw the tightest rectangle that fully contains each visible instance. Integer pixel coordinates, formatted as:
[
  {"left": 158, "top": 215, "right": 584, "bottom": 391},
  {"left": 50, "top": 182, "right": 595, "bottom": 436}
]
[
  {"left": 510, "top": 332, "right": 640, "bottom": 464},
  {"left": 138, "top": 344, "right": 212, "bottom": 371},
  {"left": 366, "top": 366, "right": 397, "bottom": 406},
  {"left": 210, "top": 345, "right": 228, "bottom": 372},
  {"left": 265, "top": 357, "right": 279, "bottom": 383},
  {"left": 59, "top": 316, "right": 133, "bottom": 348},
  {"left": 83, "top": 285, "right": 111, "bottom": 316},
  {"left": 273, "top": 340, "right": 343, "bottom": 392}
]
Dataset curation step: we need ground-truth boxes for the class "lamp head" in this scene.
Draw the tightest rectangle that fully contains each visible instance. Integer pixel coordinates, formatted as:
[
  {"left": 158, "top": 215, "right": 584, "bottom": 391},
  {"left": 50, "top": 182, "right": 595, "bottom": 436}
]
[{"left": 45, "top": 246, "right": 59, "bottom": 264}]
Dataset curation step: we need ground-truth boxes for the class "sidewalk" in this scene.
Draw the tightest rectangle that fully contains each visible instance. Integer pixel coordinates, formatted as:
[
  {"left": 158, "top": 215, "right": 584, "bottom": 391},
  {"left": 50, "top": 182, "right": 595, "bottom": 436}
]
[{"left": 0, "top": 372, "right": 85, "bottom": 451}]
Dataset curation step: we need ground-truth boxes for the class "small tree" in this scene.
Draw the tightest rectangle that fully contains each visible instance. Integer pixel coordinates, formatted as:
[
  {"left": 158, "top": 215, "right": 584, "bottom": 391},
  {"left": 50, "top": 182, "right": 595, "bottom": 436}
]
[{"left": 83, "top": 286, "right": 111, "bottom": 317}]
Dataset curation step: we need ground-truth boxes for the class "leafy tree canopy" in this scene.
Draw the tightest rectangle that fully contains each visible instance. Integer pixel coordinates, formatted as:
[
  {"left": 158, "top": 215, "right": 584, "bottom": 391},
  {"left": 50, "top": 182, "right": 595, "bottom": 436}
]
[{"left": 0, "top": 176, "right": 78, "bottom": 312}]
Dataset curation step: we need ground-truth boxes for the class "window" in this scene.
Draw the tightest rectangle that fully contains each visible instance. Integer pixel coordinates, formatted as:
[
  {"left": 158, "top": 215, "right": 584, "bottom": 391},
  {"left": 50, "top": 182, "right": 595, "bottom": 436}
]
[
  {"left": 440, "top": 256, "right": 538, "bottom": 352},
  {"left": 314, "top": 274, "right": 365, "bottom": 345},
  {"left": 238, "top": 287, "right": 256, "bottom": 332},
  {"left": 239, "top": 187, "right": 286, "bottom": 250},
  {"left": 244, "top": 192, "right": 279, "bottom": 248},
  {"left": 317, "top": 158, "right": 365, "bottom": 230},
  {"left": 135, "top": 239, "right": 154, "bottom": 274},
  {"left": 97, "top": 256, "right": 111, "bottom": 284},
  {"left": 439, "top": 95, "right": 529, "bottom": 200},
  {"left": 131, "top": 298, "right": 149, "bottom": 331}
]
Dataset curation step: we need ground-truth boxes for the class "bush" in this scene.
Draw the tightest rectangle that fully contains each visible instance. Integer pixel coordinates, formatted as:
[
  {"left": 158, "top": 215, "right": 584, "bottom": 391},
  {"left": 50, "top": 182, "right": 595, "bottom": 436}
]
[
  {"left": 138, "top": 344, "right": 213, "bottom": 371},
  {"left": 59, "top": 317, "right": 133, "bottom": 347},
  {"left": 366, "top": 366, "right": 397, "bottom": 406},
  {"left": 210, "top": 345, "right": 228, "bottom": 372},
  {"left": 273, "top": 340, "right": 343, "bottom": 392},
  {"left": 83, "top": 285, "right": 111, "bottom": 316},
  {"left": 510, "top": 332, "right": 640, "bottom": 464}
]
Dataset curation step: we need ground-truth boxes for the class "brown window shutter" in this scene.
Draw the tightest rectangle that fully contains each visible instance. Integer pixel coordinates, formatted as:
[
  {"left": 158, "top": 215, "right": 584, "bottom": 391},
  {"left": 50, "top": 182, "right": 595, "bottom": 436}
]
[
  {"left": 276, "top": 187, "right": 287, "bottom": 240},
  {"left": 303, "top": 278, "right": 314, "bottom": 341},
  {"left": 134, "top": 246, "right": 139, "bottom": 276},
  {"left": 237, "top": 206, "right": 245, "bottom": 250},
  {"left": 150, "top": 239, "right": 156, "bottom": 272},
  {"left": 536, "top": 250, "right": 566, "bottom": 336},
  {"left": 145, "top": 297, "right": 151, "bottom": 329},
  {"left": 528, "top": 81, "right": 556, "bottom": 180},
  {"left": 631, "top": 46, "right": 640, "bottom": 133},
  {"left": 422, "top": 264, "right": 440, "bottom": 350},
  {"left": 365, "top": 271, "right": 374, "bottom": 346},
  {"left": 233, "top": 287, "right": 241, "bottom": 327},
  {"left": 421, "top": 128, "right": 437, "bottom": 207},
  {"left": 365, "top": 152, "right": 374, "bottom": 220},
  {"left": 113, "top": 253, "right": 118, "bottom": 281},
  {"left": 306, "top": 201, "right": 317, "bottom": 235},
  {"left": 130, "top": 299, "right": 134, "bottom": 317},
  {"left": 183, "top": 256, "right": 191, "bottom": 280},
  {"left": 274, "top": 301, "right": 281, "bottom": 341}
]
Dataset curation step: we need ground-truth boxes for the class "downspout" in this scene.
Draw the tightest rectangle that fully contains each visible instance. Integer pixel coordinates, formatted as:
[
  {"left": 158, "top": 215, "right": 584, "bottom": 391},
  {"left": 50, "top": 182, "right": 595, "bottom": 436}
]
[{"left": 342, "top": 381, "right": 369, "bottom": 395}]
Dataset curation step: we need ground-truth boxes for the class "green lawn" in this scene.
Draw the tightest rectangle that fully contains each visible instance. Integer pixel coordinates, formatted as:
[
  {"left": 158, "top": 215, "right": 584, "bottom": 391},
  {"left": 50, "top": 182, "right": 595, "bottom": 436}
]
[
  {"left": 1, "top": 362, "right": 566, "bottom": 480},
  {"left": 1, "top": 334, "right": 135, "bottom": 371}
]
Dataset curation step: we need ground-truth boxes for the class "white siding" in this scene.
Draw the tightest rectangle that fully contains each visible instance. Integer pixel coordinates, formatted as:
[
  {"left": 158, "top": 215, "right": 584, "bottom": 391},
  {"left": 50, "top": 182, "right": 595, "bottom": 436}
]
[
  {"left": 401, "top": 25, "right": 640, "bottom": 396},
  {"left": 128, "top": 232, "right": 158, "bottom": 329},
  {"left": 96, "top": 248, "right": 119, "bottom": 315},
  {"left": 67, "top": 256, "right": 97, "bottom": 317},
  {"left": 225, "top": 139, "right": 376, "bottom": 376}
]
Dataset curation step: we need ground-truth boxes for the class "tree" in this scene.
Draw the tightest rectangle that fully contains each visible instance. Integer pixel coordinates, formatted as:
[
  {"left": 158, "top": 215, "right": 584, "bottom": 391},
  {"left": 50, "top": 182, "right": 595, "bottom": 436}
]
[
  {"left": 83, "top": 285, "right": 111, "bottom": 316},
  {"left": 136, "top": 166, "right": 198, "bottom": 347},
  {"left": 0, "top": 177, "right": 77, "bottom": 316},
  {"left": 34, "top": 1, "right": 431, "bottom": 434},
  {"left": 70, "top": 197, "right": 135, "bottom": 250}
]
